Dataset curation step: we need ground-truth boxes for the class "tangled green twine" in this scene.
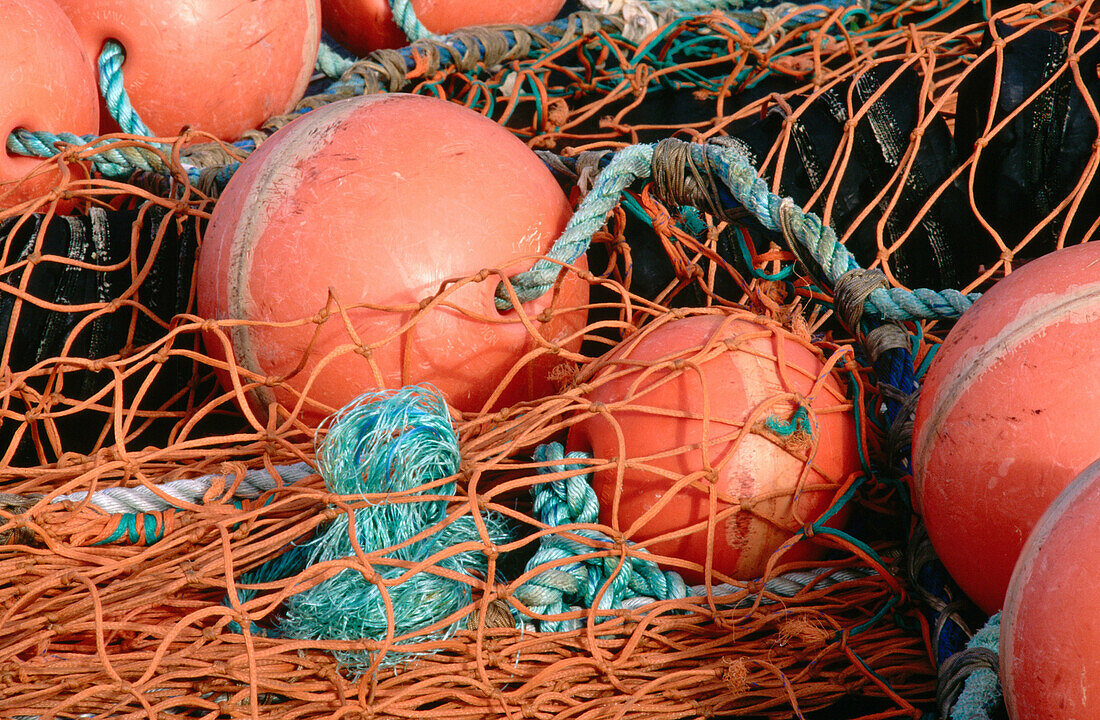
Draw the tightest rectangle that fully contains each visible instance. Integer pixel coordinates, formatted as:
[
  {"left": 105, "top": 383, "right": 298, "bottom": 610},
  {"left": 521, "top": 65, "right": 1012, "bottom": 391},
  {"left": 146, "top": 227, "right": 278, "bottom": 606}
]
[{"left": 232, "top": 385, "right": 513, "bottom": 672}]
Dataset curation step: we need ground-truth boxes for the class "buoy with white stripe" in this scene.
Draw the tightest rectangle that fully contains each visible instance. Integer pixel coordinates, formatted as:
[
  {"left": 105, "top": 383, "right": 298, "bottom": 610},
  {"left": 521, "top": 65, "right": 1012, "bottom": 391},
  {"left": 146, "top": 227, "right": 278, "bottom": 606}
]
[
  {"left": 1002, "top": 458, "right": 1100, "bottom": 719},
  {"left": 912, "top": 242, "right": 1100, "bottom": 614},
  {"left": 196, "top": 93, "right": 587, "bottom": 426}
]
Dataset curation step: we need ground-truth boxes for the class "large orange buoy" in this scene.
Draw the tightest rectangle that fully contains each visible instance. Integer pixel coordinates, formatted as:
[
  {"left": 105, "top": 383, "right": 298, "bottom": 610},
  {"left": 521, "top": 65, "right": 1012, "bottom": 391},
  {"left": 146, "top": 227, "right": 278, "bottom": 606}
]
[
  {"left": 321, "top": 0, "right": 567, "bottom": 55},
  {"left": 913, "top": 242, "right": 1100, "bottom": 614},
  {"left": 1, "top": 0, "right": 99, "bottom": 209},
  {"left": 196, "top": 93, "right": 588, "bottom": 425},
  {"left": 1001, "top": 458, "right": 1100, "bottom": 719},
  {"left": 53, "top": 0, "right": 321, "bottom": 140},
  {"left": 566, "top": 311, "right": 859, "bottom": 582}
]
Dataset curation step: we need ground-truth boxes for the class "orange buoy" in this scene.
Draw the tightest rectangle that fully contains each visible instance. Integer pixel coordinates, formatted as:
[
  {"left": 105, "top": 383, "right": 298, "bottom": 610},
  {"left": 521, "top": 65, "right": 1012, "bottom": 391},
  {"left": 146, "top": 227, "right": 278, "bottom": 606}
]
[
  {"left": 1002, "top": 458, "right": 1100, "bottom": 719},
  {"left": 566, "top": 311, "right": 859, "bottom": 582},
  {"left": 53, "top": 0, "right": 321, "bottom": 140},
  {"left": 321, "top": 0, "right": 567, "bottom": 55},
  {"left": 196, "top": 93, "right": 587, "bottom": 425},
  {"left": 1, "top": 0, "right": 99, "bottom": 209},
  {"left": 913, "top": 242, "right": 1100, "bottom": 614}
]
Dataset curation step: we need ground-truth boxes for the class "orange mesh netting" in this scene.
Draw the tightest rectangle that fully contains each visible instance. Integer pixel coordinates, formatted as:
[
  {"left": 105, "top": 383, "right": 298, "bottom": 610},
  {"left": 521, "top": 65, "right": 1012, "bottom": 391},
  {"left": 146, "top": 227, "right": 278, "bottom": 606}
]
[{"left": 1, "top": 1, "right": 1098, "bottom": 718}]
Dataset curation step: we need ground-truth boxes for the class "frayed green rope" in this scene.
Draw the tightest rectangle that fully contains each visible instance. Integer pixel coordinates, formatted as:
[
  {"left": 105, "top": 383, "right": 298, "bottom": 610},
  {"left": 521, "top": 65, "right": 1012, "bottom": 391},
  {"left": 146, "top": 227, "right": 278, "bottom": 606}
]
[
  {"left": 765, "top": 405, "right": 812, "bottom": 438},
  {"left": 947, "top": 613, "right": 1002, "bottom": 720},
  {"left": 232, "top": 385, "right": 512, "bottom": 672}
]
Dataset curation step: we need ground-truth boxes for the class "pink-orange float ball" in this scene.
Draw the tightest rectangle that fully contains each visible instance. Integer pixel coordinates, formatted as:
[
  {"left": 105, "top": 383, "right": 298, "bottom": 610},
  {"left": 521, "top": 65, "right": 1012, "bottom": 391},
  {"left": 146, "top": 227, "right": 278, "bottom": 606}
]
[
  {"left": 1, "top": 0, "right": 99, "bottom": 209},
  {"left": 53, "top": 0, "right": 321, "bottom": 140},
  {"left": 321, "top": 0, "right": 566, "bottom": 55},
  {"left": 913, "top": 242, "right": 1100, "bottom": 615},
  {"left": 196, "top": 93, "right": 587, "bottom": 425},
  {"left": 566, "top": 312, "right": 859, "bottom": 582},
  {"left": 1001, "top": 457, "right": 1100, "bottom": 719}
]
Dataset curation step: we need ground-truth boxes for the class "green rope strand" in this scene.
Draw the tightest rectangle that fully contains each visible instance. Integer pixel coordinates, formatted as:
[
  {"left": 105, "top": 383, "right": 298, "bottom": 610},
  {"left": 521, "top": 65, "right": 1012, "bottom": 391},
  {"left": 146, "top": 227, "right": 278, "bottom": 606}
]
[
  {"left": 494, "top": 144, "right": 652, "bottom": 310},
  {"left": 698, "top": 142, "right": 981, "bottom": 319},
  {"left": 6, "top": 130, "right": 165, "bottom": 176},
  {"left": 514, "top": 443, "right": 689, "bottom": 632},
  {"left": 315, "top": 39, "right": 354, "bottom": 79},
  {"left": 945, "top": 613, "right": 1002, "bottom": 720}
]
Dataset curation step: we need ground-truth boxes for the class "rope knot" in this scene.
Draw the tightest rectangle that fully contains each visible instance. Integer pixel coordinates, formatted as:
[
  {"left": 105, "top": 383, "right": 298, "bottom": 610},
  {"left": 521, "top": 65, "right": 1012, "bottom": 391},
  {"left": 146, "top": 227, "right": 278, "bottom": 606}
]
[
  {"left": 834, "top": 267, "right": 889, "bottom": 332},
  {"left": 226, "top": 386, "right": 514, "bottom": 669}
]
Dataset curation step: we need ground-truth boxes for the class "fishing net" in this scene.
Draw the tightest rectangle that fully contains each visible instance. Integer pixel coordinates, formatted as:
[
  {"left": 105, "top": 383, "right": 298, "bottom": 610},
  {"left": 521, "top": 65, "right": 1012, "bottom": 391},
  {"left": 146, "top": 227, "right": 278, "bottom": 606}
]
[{"left": 2, "top": 0, "right": 1098, "bottom": 718}]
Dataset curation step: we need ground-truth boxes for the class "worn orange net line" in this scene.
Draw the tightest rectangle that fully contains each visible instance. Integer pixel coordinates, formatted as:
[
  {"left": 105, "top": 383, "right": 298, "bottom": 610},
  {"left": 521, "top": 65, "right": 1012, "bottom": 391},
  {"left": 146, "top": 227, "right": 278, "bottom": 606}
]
[
  {"left": 1, "top": 1, "right": 1098, "bottom": 718},
  {"left": 0, "top": 278, "right": 933, "bottom": 720}
]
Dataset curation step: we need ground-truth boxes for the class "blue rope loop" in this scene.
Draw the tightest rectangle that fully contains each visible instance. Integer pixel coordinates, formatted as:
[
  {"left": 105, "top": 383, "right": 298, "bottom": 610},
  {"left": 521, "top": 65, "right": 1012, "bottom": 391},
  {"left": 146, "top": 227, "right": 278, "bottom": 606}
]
[
  {"left": 497, "top": 138, "right": 981, "bottom": 322},
  {"left": 494, "top": 144, "right": 654, "bottom": 310}
]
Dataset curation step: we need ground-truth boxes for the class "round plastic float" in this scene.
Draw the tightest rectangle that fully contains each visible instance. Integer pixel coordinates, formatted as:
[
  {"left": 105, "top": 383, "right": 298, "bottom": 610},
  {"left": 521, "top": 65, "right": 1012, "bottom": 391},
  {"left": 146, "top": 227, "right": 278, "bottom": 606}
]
[
  {"left": 196, "top": 93, "right": 588, "bottom": 425},
  {"left": 1001, "top": 457, "right": 1100, "bottom": 719},
  {"left": 321, "top": 0, "right": 567, "bottom": 54},
  {"left": 1, "top": 0, "right": 99, "bottom": 208},
  {"left": 54, "top": 0, "right": 321, "bottom": 139},
  {"left": 913, "top": 242, "right": 1100, "bottom": 613},
  {"left": 567, "top": 311, "right": 859, "bottom": 582}
]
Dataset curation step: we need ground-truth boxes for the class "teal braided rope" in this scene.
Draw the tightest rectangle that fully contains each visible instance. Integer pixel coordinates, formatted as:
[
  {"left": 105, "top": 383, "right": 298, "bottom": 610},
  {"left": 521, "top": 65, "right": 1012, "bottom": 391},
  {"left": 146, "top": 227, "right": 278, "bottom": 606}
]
[
  {"left": 495, "top": 144, "right": 653, "bottom": 310},
  {"left": 695, "top": 142, "right": 981, "bottom": 320},
  {"left": 389, "top": 0, "right": 441, "bottom": 42},
  {"left": 98, "top": 40, "right": 155, "bottom": 137},
  {"left": 504, "top": 140, "right": 980, "bottom": 320},
  {"left": 948, "top": 613, "right": 1002, "bottom": 720},
  {"left": 6, "top": 129, "right": 164, "bottom": 176},
  {"left": 514, "top": 443, "right": 688, "bottom": 632},
  {"left": 315, "top": 39, "right": 354, "bottom": 79}
]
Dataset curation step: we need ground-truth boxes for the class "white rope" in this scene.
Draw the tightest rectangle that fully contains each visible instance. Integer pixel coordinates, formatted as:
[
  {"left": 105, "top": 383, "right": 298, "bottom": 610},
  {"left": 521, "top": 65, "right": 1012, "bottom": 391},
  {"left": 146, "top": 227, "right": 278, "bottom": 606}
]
[
  {"left": 618, "top": 564, "right": 876, "bottom": 610},
  {"left": 50, "top": 462, "right": 315, "bottom": 514}
]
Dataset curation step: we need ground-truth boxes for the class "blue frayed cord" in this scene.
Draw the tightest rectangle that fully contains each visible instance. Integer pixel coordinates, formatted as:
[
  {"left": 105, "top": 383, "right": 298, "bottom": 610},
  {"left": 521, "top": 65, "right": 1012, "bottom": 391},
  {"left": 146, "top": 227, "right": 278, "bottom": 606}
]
[{"left": 97, "top": 40, "right": 155, "bottom": 137}]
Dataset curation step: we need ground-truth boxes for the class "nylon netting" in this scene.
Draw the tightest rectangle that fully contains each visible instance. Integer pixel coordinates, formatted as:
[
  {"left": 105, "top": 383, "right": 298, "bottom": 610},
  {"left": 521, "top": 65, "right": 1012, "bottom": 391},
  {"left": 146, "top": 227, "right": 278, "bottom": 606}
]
[{"left": 1, "top": 1, "right": 1097, "bottom": 718}]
